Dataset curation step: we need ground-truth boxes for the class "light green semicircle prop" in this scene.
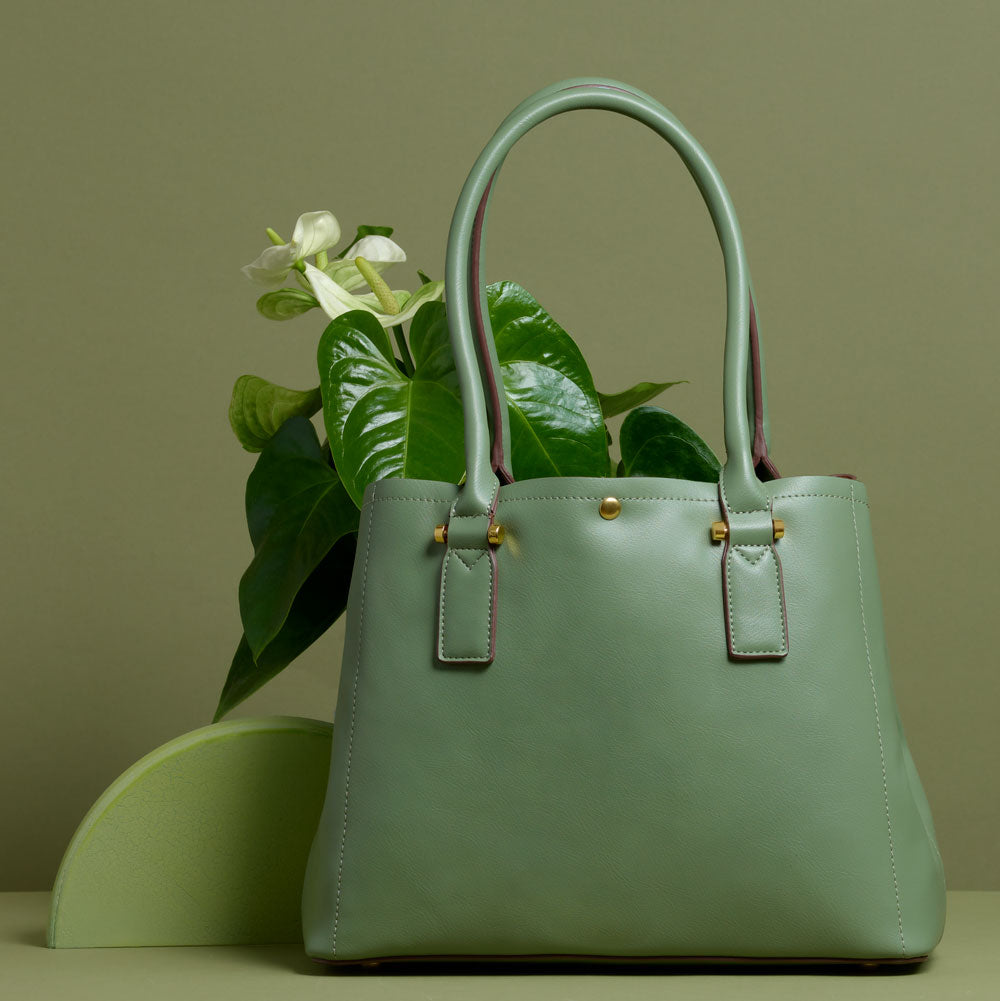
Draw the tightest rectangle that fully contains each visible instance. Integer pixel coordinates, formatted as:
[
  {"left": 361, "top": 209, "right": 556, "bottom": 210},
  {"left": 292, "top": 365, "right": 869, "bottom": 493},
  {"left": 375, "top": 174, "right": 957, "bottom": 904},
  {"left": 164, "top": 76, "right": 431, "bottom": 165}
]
[{"left": 47, "top": 716, "right": 332, "bottom": 948}]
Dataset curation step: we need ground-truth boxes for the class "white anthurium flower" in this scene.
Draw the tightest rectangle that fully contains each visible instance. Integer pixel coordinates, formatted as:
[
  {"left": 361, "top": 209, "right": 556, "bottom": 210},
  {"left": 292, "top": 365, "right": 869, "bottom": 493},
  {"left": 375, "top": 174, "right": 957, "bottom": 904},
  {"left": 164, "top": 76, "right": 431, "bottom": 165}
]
[
  {"left": 322, "top": 234, "right": 407, "bottom": 292},
  {"left": 241, "top": 211, "right": 341, "bottom": 287},
  {"left": 304, "top": 261, "right": 444, "bottom": 329}
]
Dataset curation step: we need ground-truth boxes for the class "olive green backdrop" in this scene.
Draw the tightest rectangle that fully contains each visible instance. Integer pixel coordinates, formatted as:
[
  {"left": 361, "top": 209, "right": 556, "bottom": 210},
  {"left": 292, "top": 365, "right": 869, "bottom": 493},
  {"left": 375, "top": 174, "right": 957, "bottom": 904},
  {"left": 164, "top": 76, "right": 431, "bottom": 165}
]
[{"left": 1, "top": 0, "right": 996, "bottom": 892}]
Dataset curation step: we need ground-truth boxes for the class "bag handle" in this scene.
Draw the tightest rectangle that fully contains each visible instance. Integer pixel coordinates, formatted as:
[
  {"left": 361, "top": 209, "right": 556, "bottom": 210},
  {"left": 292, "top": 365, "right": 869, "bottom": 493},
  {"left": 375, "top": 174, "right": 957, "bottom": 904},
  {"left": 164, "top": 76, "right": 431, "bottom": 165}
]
[
  {"left": 436, "top": 81, "right": 789, "bottom": 665},
  {"left": 445, "top": 82, "right": 770, "bottom": 518},
  {"left": 462, "top": 79, "right": 779, "bottom": 484}
]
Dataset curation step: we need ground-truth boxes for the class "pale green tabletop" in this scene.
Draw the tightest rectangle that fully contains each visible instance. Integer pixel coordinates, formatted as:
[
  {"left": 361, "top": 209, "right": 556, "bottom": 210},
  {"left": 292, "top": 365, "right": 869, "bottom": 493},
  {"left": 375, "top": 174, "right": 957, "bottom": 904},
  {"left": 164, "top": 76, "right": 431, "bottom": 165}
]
[{"left": 2, "top": 891, "right": 996, "bottom": 999}]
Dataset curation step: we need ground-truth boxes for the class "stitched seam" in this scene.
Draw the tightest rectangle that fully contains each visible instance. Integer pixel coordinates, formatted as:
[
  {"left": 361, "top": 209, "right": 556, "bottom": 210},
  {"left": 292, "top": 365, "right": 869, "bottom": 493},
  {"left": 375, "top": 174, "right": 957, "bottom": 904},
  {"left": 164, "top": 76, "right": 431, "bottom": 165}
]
[
  {"left": 438, "top": 551, "right": 492, "bottom": 662},
  {"left": 733, "top": 544, "right": 769, "bottom": 567},
  {"left": 438, "top": 484, "right": 497, "bottom": 663},
  {"left": 719, "top": 470, "right": 742, "bottom": 514},
  {"left": 453, "top": 548, "right": 485, "bottom": 570},
  {"left": 447, "top": 481, "right": 492, "bottom": 522},
  {"left": 719, "top": 470, "right": 765, "bottom": 516},
  {"left": 487, "top": 547, "right": 495, "bottom": 660},
  {"left": 772, "top": 492, "right": 867, "bottom": 505},
  {"left": 437, "top": 550, "right": 451, "bottom": 659},
  {"left": 725, "top": 546, "right": 786, "bottom": 656},
  {"left": 368, "top": 492, "right": 866, "bottom": 506},
  {"left": 773, "top": 542, "right": 788, "bottom": 653},
  {"left": 331, "top": 503, "right": 375, "bottom": 957},
  {"left": 373, "top": 495, "right": 715, "bottom": 503},
  {"left": 851, "top": 484, "right": 905, "bottom": 956}
]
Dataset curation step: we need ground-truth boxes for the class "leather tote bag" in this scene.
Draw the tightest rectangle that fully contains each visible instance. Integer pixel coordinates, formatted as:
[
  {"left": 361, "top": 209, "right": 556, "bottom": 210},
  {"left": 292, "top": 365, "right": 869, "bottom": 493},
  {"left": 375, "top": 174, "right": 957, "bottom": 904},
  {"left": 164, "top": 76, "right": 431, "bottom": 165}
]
[{"left": 302, "top": 78, "right": 946, "bottom": 966}]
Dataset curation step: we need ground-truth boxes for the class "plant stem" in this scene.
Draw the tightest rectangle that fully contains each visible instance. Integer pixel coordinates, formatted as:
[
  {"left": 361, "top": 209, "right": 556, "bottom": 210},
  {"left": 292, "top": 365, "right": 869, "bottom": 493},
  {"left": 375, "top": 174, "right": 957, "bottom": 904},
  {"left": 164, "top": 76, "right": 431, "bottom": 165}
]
[{"left": 393, "top": 325, "right": 415, "bottom": 376}]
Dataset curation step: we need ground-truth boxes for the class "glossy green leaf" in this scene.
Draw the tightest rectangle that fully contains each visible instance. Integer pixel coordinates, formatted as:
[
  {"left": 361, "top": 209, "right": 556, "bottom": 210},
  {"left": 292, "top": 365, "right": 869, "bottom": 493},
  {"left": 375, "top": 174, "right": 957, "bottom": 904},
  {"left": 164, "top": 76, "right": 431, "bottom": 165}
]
[
  {"left": 320, "top": 282, "right": 611, "bottom": 499},
  {"left": 598, "top": 380, "right": 686, "bottom": 418},
  {"left": 229, "top": 375, "right": 322, "bottom": 452},
  {"left": 255, "top": 288, "right": 318, "bottom": 321},
  {"left": 417, "top": 270, "right": 434, "bottom": 285},
  {"left": 214, "top": 534, "right": 356, "bottom": 721},
  {"left": 239, "top": 418, "right": 360, "bottom": 660},
  {"left": 619, "top": 406, "right": 721, "bottom": 482},
  {"left": 488, "top": 281, "right": 608, "bottom": 480},
  {"left": 318, "top": 302, "right": 465, "bottom": 507},
  {"left": 244, "top": 415, "right": 330, "bottom": 546}
]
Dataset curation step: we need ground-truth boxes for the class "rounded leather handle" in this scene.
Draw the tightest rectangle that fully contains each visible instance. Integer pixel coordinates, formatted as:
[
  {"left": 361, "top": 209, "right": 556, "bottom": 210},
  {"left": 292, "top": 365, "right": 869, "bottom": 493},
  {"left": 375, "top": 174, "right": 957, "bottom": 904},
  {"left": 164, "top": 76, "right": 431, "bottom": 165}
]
[
  {"left": 445, "top": 82, "right": 769, "bottom": 518},
  {"left": 462, "top": 79, "right": 777, "bottom": 484}
]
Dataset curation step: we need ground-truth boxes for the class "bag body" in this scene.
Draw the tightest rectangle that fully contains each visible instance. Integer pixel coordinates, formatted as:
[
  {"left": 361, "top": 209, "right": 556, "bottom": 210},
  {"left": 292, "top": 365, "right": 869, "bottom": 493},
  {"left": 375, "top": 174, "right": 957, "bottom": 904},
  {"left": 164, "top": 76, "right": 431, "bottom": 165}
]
[{"left": 302, "top": 79, "right": 946, "bottom": 965}]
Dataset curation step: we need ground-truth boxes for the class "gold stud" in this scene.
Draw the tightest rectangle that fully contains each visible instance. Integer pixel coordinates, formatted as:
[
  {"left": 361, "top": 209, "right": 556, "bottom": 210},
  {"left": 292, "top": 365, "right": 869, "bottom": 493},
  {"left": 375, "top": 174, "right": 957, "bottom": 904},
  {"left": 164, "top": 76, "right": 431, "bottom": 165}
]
[
  {"left": 434, "top": 524, "right": 448, "bottom": 543},
  {"left": 487, "top": 523, "right": 505, "bottom": 545},
  {"left": 599, "top": 497, "right": 622, "bottom": 520},
  {"left": 772, "top": 519, "right": 785, "bottom": 540}
]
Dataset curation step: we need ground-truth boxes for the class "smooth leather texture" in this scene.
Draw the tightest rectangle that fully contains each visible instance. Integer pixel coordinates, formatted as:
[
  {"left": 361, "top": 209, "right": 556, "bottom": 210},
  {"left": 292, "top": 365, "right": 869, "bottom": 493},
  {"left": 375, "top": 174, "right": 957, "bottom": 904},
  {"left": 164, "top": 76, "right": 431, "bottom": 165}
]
[{"left": 302, "top": 80, "right": 946, "bottom": 964}]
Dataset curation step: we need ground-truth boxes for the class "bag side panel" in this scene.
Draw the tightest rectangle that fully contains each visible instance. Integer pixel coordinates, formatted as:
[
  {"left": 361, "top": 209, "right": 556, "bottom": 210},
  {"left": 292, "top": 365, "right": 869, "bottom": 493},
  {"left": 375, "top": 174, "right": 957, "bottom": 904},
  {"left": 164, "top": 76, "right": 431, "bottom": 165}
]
[
  {"left": 305, "top": 476, "right": 945, "bottom": 962},
  {"left": 299, "top": 490, "right": 432, "bottom": 960},
  {"left": 849, "top": 491, "right": 946, "bottom": 956}
]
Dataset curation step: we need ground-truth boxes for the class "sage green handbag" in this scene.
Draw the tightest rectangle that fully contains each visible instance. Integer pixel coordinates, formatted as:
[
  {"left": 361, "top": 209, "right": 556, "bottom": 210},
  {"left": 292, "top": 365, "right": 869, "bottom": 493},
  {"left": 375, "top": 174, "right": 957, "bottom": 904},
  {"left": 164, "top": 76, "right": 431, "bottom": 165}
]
[{"left": 302, "top": 79, "right": 946, "bottom": 966}]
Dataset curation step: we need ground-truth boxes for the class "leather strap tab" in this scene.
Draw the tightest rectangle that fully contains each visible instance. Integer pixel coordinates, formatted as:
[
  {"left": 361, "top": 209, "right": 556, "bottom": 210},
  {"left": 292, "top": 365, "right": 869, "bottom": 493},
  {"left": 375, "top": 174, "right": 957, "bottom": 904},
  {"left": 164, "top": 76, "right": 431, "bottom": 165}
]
[
  {"left": 718, "top": 502, "right": 789, "bottom": 660},
  {"left": 436, "top": 490, "right": 500, "bottom": 665},
  {"left": 437, "top": 545, "right": 497, "bottom": 664}
]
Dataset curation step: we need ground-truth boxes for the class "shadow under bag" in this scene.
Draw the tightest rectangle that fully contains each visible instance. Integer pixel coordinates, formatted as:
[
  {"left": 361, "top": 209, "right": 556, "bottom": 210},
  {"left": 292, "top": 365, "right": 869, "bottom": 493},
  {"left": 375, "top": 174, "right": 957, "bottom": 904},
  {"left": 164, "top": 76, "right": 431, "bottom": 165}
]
[{"left": 301, "top": 78, "right": 946, "bottom": 966}]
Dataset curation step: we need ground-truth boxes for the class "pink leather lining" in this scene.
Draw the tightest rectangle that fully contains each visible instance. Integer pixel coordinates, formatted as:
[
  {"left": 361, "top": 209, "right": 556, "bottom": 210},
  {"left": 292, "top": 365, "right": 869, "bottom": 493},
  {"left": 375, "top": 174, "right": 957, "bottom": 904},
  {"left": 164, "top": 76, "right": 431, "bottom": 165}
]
[
  {"left": 471, "top": 173, "right": 515, "bottom": 484},
  {"left": 749, "top": 294, "right": 780, "bottom": 481}
]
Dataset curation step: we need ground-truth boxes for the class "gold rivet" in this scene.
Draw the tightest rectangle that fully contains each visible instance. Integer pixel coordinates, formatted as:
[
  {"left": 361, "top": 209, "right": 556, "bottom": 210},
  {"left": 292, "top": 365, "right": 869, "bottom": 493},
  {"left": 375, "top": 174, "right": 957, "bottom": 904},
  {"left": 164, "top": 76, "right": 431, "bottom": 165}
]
[
  {"left": 772, "top": 518, "right": 785, "bottom": 540},
  {"left": 599, "top": 497, "right": 621, "bottom": 520},
  {"left": 434, "top": 524, "right": 448, "bottom": 544},
  {"left": 487, "top": 523, "right": 505, "bottom": 545}
]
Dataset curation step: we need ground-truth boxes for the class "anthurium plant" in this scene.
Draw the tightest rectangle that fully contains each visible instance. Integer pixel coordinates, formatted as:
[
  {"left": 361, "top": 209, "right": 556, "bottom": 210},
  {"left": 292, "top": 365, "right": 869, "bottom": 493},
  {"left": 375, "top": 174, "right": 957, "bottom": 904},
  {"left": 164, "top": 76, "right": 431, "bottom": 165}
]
[{"left": 214, "top": 210, "right": 719, "bottom": 720}]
